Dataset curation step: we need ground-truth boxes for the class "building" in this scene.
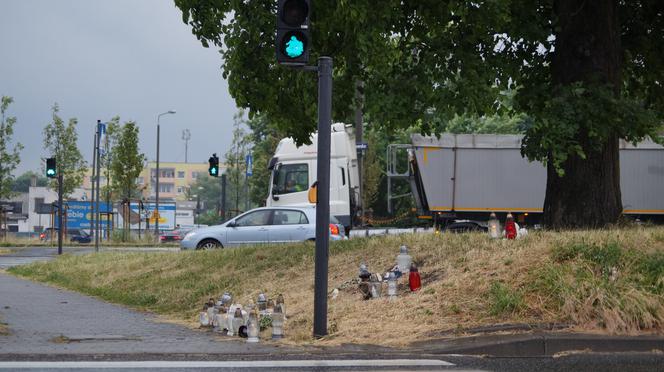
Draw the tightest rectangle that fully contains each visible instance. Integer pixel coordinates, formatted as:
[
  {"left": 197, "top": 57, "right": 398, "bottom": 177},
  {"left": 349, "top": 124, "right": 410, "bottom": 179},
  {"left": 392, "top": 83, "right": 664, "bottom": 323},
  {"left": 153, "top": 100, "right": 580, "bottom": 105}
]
[
  {"left": 0, "top": 186, "right": 199, "bottom": 234},
  {"left": 82, "top": 161, "right": 222, "bottom": 202}
]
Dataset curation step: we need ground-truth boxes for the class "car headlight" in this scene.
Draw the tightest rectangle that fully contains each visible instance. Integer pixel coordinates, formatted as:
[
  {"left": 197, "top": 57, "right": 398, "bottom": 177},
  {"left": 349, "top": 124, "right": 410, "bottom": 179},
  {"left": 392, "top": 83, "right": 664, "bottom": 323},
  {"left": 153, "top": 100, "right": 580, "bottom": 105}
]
[{"left": 182, "top": 232, "right": 196, "bottom": 241}]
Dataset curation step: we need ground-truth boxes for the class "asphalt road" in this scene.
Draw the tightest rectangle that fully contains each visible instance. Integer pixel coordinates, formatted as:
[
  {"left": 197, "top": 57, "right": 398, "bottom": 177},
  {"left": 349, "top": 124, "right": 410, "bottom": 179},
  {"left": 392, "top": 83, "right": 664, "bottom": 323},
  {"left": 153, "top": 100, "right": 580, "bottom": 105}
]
[{"left": 1, "top": 247, "right": 663, "bottom": 371}]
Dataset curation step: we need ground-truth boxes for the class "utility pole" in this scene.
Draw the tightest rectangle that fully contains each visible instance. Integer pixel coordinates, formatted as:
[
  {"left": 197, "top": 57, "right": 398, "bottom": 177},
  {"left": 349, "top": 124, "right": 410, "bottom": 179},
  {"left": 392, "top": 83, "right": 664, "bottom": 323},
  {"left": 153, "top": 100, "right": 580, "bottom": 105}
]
[
  {"left": 90, "top": 132, "right": 96, "bottom": 238},
  {"left": 57, "top": 172, "right": 63, "bottom": 255},
  {"left": 221, "top": 173, "right": 227, "bottom": 222},
  {"left": 182, "top": 129, "right": 191, "bottom": 163},
  {"left": 354, "top": 80, "right": 364, "bottom": 227},
  {"left": 95, "top": 120, "right": 102, "bottom": 252},
  {"left": 313, "top": 56, "right": 332, "bottom": 338}
]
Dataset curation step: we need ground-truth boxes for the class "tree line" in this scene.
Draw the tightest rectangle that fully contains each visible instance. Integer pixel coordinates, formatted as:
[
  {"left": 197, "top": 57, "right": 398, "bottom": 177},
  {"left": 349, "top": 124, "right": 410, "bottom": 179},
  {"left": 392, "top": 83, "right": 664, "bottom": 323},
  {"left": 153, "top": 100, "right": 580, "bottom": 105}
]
[{"left": 0, "top": 97, "right": 145, "bottom": 205}]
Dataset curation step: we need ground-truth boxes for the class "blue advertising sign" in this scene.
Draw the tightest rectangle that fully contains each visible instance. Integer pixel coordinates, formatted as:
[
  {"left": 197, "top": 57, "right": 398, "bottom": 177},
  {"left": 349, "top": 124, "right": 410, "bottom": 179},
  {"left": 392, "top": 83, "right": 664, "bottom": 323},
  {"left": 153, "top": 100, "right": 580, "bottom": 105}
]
[
  {"left": 246, "top": 154, "right": 253, "bottom": 176},
  {"left": 57, "top": 201, "right": 111, "bottom": 229}
]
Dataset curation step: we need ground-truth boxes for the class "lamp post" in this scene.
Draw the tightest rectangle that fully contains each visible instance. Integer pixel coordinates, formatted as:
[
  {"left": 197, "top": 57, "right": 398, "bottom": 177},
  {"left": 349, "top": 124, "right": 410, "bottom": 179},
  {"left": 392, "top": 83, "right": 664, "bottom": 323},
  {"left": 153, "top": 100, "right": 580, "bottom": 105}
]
[{"left": 156, "top": 110, "right": 176, "bottom": 237}]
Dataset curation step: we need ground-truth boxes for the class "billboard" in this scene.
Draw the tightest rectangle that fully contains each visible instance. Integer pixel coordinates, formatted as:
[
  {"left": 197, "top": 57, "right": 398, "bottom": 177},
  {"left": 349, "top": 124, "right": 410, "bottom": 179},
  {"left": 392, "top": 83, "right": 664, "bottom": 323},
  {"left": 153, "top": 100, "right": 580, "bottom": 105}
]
[
  {"left": 128, "top": 202, "right": 176, "bottom": 230},
  {"left": 56, "top": 201, "right": 111, "bottom": 230}
]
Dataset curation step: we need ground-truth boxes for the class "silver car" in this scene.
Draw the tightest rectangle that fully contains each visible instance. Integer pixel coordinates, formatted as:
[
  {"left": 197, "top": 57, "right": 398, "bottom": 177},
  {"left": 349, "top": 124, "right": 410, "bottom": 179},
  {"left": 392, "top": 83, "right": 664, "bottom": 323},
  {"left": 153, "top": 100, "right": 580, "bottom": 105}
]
[{"left": 180, "top": 206, "right": 345, "bottom": 250}]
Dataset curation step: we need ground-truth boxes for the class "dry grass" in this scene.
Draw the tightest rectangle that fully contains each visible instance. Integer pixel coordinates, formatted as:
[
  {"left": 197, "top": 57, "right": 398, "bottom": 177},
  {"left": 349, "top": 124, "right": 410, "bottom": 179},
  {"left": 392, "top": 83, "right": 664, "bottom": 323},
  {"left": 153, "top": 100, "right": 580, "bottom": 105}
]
[{"left": 9, "top": 226, "right": 664, "bottom": 346}]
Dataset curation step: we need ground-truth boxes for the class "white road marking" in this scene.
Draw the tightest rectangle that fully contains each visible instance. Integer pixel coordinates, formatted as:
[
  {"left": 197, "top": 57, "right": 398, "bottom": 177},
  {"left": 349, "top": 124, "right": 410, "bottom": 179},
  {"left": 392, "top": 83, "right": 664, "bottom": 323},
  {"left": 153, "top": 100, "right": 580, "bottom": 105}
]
[{"left": 0, "top": 359, "right": 454, "bottom": 369}]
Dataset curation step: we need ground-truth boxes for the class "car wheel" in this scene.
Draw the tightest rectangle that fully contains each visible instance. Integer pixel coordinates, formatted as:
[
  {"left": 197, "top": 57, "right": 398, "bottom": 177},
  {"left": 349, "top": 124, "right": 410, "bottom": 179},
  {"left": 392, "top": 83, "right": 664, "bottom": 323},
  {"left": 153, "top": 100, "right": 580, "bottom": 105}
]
[{"left": 196, "top": 239, "right": 222, "bottom": 250}]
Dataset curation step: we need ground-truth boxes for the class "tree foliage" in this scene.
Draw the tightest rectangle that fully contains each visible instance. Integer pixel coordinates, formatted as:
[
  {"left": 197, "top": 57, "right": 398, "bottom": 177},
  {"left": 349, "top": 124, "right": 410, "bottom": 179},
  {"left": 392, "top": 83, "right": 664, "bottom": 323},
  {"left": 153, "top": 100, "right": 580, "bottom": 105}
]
[
  {"left": 186, "top": 169, "right": 227, "bottom": 225},
  {"left": 110, "top": 121, "right": 146, "bottom": 200},
  {"left": 223, "top": 110, "right": 252, "bottom": 217},
  {"left": 176, "top": 0, "right": 664, "bottom": 227},
  {"left": 246, "top": 113, "right": 282, "bottom": 207},
  {"left": 11, "top": 171, "right": 48, "bottom": 193},
  {"left": 0, "top": 96, "right": 22, "bottom": 199},
  {"left": 43, "top": 104, "right": 86, "bottom": 197}
]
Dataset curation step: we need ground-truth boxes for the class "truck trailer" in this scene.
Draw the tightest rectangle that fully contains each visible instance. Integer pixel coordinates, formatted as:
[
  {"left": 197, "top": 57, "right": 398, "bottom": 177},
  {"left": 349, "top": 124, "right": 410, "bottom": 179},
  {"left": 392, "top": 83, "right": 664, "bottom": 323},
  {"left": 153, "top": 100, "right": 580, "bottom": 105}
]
[{"left": 397, "top": 134, "right": 664, "bottom": 225}]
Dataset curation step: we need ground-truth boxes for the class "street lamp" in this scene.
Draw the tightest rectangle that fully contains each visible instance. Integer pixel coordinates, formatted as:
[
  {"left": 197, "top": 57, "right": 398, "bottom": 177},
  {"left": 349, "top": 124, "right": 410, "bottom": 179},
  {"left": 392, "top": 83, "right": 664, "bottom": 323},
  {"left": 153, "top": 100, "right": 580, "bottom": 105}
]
[{"left": 156, "top": 110, "right": 176, "bottom": 236}]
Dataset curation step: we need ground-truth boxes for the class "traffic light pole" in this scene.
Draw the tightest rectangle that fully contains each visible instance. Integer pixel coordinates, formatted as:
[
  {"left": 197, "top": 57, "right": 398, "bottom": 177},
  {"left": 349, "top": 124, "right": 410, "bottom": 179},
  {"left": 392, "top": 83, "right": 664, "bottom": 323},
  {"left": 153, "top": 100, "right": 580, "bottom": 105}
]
[
  {"left": 313, "top": 56, "right": 332, "bottom": 338},
  {"left": 57, "top": 172, "right": 63, "bottom": 255},
  {"left": 95, "top": 121, "right": 102, "bottom": 252}
]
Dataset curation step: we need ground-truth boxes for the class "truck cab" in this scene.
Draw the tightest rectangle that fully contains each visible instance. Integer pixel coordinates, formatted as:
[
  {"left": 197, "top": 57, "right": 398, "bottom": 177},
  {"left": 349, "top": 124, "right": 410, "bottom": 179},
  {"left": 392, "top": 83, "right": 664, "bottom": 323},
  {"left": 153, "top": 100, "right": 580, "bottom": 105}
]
[{"left": 266, "top": 123, "right": 359, "bottom": 231}]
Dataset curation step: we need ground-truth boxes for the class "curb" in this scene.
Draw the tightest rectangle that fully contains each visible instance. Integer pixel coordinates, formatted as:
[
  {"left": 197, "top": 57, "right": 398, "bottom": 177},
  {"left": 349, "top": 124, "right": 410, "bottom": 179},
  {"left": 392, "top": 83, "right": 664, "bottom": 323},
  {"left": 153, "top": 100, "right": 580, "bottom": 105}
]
[{"left": 410, "top": 333, "right": 664, "bottom": 356}]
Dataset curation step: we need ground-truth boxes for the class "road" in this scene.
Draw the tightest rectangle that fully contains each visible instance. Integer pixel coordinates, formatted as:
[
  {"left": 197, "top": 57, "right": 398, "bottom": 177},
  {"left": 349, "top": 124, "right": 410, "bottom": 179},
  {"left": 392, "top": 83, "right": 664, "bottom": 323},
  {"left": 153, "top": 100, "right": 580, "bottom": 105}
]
[{"left": 1, "top": 247, "right": 663, "bottom": 371}]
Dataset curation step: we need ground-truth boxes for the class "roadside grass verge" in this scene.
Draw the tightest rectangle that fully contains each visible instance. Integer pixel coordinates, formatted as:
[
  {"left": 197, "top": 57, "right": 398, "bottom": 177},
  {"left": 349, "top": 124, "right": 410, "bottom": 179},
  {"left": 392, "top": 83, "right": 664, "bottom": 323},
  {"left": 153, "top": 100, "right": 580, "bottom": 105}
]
[
  {"left": 8, "top": 226, "right": 664, "bottom": 346},
  {"left": 0, "top": 315, "right": 8, "bottom": 336}
]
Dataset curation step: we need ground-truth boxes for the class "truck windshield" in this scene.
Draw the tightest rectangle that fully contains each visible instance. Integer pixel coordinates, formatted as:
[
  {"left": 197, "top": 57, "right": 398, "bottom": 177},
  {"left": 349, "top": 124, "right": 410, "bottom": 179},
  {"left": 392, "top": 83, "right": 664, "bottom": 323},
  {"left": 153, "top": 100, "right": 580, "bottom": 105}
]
[{"left": 273, "top": 163, "right": 308, "bottom": 194}]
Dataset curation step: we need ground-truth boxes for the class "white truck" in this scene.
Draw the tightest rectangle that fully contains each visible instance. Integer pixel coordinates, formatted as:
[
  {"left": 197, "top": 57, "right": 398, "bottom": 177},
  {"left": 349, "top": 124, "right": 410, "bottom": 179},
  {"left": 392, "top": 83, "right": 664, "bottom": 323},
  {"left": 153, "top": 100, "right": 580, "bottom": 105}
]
[{"left": 266, "top": 123, "right": 360, "bottom": 230}]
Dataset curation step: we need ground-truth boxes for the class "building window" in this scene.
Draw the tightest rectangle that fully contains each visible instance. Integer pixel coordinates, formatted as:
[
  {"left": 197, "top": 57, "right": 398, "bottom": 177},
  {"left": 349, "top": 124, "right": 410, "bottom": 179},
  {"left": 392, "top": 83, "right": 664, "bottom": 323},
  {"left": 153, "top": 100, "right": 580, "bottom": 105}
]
[
  {"left": 137, "top": 177, "right": 144, "bottom": 185},
  {"left": 178, "top": 171, "right": 185, "bottom": 178},
  {"left": 177, "top": 186, "right": 184, "bottom": 193},
  {"left": 160, "top": 184, "right": 173, "bottom": 193},
  {"left": 192, "top": 171, "right": 199, "bottom": 179}
]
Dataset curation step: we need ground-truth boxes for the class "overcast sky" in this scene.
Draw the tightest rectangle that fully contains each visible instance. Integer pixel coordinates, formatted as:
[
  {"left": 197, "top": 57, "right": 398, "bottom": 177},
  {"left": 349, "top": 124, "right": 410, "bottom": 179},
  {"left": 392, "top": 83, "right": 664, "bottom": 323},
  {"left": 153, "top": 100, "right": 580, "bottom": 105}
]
[{"left": 0, "top": 0, "right": 238, "bottom": 176}]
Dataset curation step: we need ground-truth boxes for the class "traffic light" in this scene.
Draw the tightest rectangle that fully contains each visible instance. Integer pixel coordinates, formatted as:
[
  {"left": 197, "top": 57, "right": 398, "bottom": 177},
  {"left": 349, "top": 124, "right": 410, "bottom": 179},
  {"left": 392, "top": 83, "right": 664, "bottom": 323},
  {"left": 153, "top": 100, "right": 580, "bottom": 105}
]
[
  {"left": 46, "top": 157, "right": 57, "bottom": 178},
  {"left": 208, "top": 153, "right": 219, "bottom": 177},
  {"left": 276, "top": 0, "right": 310, "bottom": 65}
]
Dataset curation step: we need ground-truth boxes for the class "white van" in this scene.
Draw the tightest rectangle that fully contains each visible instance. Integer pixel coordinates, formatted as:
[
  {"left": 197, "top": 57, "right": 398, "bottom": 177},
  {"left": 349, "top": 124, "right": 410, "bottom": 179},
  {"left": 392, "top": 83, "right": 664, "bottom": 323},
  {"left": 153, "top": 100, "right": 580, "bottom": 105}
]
[{"left": 266, "top": 123, "right": 360, "bottom": 230}]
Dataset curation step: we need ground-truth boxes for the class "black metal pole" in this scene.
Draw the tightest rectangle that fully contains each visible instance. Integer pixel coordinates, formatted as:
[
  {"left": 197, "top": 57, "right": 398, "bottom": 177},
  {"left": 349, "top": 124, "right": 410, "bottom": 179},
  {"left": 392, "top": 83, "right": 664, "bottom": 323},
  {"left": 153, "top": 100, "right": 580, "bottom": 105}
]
[
  {"left": 354, "top": 80, "right": 364, "bottom": 227},
  {"left": 90, "top": 133, "right": 97, "bottom": 237},
  {"left": 155, "top": 123, "right": 160, "bottom": 237},
  {"left": 314, "top": 56, "right": 332, "bottom": 338},
  {"left": 221, "top": 173, "right": 227, "bottom": 222},
  {"left": 95, "top": 120, "right": 102, "bottom": 252},
  {"left": 57, "top": 172, "right": 63, "bottom": 255}
]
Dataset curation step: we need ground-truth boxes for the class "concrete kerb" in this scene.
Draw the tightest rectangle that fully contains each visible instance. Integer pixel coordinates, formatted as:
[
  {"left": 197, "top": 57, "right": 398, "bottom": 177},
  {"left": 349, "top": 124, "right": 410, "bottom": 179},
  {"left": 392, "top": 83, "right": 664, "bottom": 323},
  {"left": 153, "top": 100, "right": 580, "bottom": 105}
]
[{"left": 409, "top": 332, "right": 664, "bottom": 356}]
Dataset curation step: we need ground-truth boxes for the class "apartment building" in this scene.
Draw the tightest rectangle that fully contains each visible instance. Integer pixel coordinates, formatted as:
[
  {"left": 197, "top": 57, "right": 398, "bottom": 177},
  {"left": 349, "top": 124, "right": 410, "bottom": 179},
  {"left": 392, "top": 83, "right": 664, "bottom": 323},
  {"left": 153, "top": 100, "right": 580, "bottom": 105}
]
[{"left": 82, "top": 161, "right": 222, "bottom": 201}]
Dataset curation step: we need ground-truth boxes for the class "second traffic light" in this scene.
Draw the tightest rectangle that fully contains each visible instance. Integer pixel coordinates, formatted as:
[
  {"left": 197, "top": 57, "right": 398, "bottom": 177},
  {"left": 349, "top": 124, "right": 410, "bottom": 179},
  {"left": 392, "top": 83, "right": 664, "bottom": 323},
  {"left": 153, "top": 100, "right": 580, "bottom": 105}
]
[
  {"left": 208, "top": 153, "right": 219, "bottom": 177},
  {"left": 276, "top": 0, "right": 310, "bottom": 65},
  {"left": 46, "top": 157, "right": 57, "bottom": 178}
]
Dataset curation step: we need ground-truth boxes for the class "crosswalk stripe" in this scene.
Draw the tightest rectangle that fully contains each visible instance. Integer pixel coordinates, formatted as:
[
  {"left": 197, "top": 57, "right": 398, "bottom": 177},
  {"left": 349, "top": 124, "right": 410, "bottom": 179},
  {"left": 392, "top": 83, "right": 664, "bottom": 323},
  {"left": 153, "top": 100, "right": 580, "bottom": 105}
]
[{"left": 0, "top": 359, "right": 455, "bottom": 369}]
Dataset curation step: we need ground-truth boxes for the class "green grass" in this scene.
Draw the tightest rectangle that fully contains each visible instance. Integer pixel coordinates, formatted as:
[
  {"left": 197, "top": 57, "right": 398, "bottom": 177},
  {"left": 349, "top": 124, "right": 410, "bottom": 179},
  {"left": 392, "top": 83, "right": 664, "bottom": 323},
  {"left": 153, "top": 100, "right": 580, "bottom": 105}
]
[
  {"left": 8, "top": 226, "right": 664, "bottom": 346},
  {"left": 488, "top": 282, "right": 524, "bottom": 315}
]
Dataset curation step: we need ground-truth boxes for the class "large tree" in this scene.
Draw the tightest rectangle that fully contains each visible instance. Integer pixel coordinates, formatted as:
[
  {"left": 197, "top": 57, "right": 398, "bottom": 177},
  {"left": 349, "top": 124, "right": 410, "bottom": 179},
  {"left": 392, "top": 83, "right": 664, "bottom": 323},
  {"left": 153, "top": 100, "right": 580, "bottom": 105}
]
[
  {"left": 43, "top": 104, "right": 87, "bottom": 197},
  {"left": 176, "top": 0, "right": 664, "bottom": 228},
  {"left": 0, "top": 96, "right": 23, "bottom": 199}
]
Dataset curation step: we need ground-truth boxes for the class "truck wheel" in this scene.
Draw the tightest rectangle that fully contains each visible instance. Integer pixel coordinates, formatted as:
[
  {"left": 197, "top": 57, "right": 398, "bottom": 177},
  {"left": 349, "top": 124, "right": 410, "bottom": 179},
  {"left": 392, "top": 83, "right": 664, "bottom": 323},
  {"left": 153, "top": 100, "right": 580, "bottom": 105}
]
[{"left": 196, "top": 239, "right": 222, "bottom": 250}]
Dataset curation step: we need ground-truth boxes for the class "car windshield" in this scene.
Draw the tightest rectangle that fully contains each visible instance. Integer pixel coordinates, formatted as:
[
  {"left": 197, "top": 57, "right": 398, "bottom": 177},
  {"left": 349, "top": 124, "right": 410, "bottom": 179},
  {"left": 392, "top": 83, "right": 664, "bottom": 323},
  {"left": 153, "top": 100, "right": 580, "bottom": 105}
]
[{"left": 273, "top": 163, "right": 308, "bottom": 194}]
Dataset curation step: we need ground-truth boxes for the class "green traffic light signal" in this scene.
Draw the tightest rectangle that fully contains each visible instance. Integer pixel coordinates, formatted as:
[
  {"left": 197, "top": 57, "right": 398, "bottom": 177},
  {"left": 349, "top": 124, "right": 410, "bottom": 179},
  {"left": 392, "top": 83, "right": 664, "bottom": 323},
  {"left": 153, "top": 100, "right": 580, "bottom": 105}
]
[
  {"left": 276, "top": 0, "right": 310, "bottom": 65},
  {"left": 285, "top": 35, "right": 304, "bottom": 58},
  {"left": 46, "top": 157, "right": 57, "bottom": 178},
  {"left": 208, "top": 153, "right": 219, "bottom": 177}
]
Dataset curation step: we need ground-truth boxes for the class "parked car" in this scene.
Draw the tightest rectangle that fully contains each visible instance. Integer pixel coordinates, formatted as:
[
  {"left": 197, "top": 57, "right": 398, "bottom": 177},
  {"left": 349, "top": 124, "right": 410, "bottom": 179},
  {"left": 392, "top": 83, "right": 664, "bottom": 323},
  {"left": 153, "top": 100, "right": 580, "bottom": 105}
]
[
  {"left": 39, "top": 228, "right": 91, "bottom": 243},
  {"left": 180, "top": 206, "right": 346, "bottom": 250},
  {"left": 159, "top": 229, "right": 185, "bottom": 243},
  {"left": 443, "top": 220, "right": 488, "bottom": 233},
  {"left": 70, "top": 230, "right": 91, "bottom": 244}
]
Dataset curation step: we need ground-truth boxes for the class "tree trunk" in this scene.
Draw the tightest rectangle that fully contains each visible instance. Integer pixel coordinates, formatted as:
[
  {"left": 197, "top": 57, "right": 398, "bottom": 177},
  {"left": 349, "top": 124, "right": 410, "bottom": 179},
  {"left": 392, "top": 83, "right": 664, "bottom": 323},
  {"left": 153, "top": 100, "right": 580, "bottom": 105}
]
[{"left": 543, "top": 0, "right": 623, "bottom": 228}]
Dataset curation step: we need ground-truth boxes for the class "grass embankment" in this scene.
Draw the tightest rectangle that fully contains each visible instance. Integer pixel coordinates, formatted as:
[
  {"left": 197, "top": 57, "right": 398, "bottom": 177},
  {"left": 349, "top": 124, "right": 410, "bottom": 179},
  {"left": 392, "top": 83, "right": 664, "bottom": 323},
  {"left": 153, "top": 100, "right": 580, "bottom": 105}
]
[
  {"left": 0, "top": 237, "right": 177, "bottom": 248},
  {"left": 0, "top": 315, "right": 8, "bottom": 336},
  {"left": 8, "top": 227, "right": 664, "bottom": 346}
]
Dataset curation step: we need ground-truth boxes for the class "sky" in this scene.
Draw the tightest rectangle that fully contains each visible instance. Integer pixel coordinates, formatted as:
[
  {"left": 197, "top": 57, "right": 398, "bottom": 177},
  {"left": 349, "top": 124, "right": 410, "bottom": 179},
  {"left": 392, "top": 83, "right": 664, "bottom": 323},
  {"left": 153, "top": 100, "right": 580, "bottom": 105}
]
[{"left": 0, "top": 0, "right": 238, "bottom": 176}]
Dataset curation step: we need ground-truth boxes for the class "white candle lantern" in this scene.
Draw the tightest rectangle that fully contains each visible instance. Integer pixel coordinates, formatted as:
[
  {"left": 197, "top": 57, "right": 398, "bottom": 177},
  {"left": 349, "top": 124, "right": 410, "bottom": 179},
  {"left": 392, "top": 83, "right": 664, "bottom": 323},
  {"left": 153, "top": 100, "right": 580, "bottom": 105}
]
[
  {"left": 387, "top": 271, "right": 397, "bottom": 300},
  {"left": 246, "top": 310, "right": 260, "bottom": 343},
  {"left": 271, "top": 304, "right": 285, "bottom": 339}
]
